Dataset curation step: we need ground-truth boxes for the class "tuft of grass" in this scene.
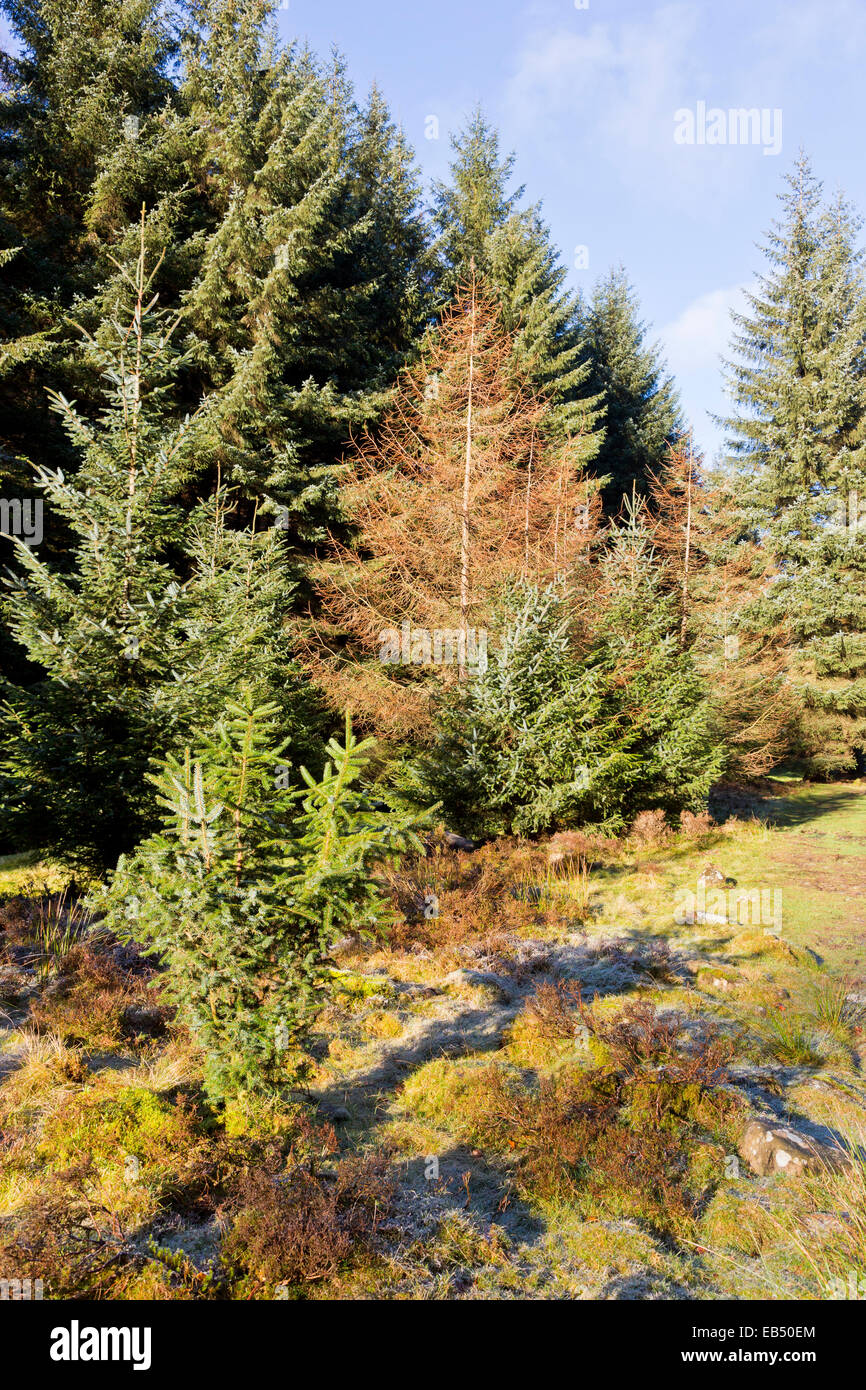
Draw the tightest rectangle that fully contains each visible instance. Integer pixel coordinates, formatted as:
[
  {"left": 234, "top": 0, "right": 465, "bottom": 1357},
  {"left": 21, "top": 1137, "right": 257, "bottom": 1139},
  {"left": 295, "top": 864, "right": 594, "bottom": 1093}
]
[
  {"left": 760, "top": 1010, "right": 827, "bottom": 1068},
  {"left": 421, "top": 1210, "right": 510, "bottom": 1275},
  {"left": 747, "top": 1123, "right": 866, "bottom": 1299},
  {"left": 34, "top": 889, "right": 92, "bottom": 983},
  {"left": 813, "top": 976, "right": 866, "bottom": 1036}
]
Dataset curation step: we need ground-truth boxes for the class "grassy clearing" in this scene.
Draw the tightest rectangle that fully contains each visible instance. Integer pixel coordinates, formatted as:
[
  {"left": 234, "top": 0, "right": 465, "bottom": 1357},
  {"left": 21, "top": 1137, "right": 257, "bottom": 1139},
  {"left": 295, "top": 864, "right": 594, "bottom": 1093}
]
[{"left": 1, "top": 778, "right": 864, "bottom": 1299}]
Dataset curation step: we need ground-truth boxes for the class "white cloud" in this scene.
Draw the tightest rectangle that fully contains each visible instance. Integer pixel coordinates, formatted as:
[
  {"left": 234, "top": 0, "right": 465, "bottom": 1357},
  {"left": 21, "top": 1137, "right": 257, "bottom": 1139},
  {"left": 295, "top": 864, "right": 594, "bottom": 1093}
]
[
  {"left": 660, "top": 281, "right": 753, "bottom": 375},
  {"left": 506, "top": 4, "right": 702, "bottom": 158},
  {"left": 504, "top": 0, "right": 866, "bottom": 209},
  {"left": 657, "top": 281, "right": 757, "bottom": 458}
]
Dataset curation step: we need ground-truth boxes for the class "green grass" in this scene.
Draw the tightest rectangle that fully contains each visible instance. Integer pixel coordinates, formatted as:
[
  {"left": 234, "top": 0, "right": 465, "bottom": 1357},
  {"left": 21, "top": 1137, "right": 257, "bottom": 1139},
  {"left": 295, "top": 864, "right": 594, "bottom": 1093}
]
[
  {"left": 2, "top": 777, "right": 864, "bottom": 1301},
  {"left": 0, "top": 852, "right": 74, "bottom": 897},
  {"left": 583, "top": 781, "right": 866, "bottom": 977}
]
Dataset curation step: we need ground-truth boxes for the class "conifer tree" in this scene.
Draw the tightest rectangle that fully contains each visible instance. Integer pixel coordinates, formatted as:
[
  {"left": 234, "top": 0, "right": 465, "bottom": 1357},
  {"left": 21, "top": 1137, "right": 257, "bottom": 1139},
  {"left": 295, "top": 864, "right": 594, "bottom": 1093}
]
[
  {"left": 305, "top": 271, "right": 598, "bottom": 737},
  {"left": 721, "top": 154, "right": 866, "bottom": 774},
  {"left": 408, "top": 504, "right": 723, "bottom": 840},
  {"left": 405, "top": 581, "right": 636, "bottom": 838},
  {"left": 581, "top": 266, "right": 682, "bottom": 515},
  {"left": 0, "top": 230, "right": 302, "bottom": 867},
  {"left": 0, "top": 0, "right": 179, "bottom": 678},
  {"left": 431, "top": 108, "right": 602, "bottom": 444},
  {"left": 82, "top": 2, "right": 432, "bottom": 540},
  {"left": 1, "top": 0, "right": 432, "bottom": 688},
  {"left": 595, "top": 496, "right": 724, "bottom": 812},
  {"left": 699, "top": 473, "right": 801, "bottom": 779},
  {"left": 98, "top": 695, "right": 422, "bottom": 1101},
  {"left": 650, "top": 449, "right": 800, "bottom": 777},
  {"left": 0, "top": 0, "right": 177, "bottom": 477},
  {"left": 431, "top": 108, "right": 521, "bottom": 283}
]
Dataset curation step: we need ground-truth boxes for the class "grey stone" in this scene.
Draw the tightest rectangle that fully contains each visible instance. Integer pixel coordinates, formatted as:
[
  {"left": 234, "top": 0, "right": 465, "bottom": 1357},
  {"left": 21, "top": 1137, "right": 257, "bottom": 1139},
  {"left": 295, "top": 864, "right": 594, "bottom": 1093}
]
[
  {"left": 444, "top": 831, "right": 476, "bottom": 851},
  {"left": 739, "top": 1117, "right": 850, "bottom": 1177},
  {"left": 320, "top": 1103, "right": 351, "bottom": 1123}
]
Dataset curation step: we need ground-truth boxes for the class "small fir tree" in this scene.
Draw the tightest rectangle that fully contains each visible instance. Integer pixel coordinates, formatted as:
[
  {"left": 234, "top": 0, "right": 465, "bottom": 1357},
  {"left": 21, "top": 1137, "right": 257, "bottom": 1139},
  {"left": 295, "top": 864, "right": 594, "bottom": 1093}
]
[{"left": 97, "top": 694, "right": 423, "bottom": 1102}]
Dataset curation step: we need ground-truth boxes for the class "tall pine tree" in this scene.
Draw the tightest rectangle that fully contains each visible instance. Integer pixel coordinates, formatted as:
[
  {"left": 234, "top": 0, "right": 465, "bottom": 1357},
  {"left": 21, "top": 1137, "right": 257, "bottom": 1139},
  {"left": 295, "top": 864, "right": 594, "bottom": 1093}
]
[
  {"left": 580, "top": 266, "right": 682, "bottom": 516},
  {"left": 431, "top": 107, "right": 601, "bottom": 444},
  {"left": 721, "top": 154, "right": 866, "bottom": 775}
]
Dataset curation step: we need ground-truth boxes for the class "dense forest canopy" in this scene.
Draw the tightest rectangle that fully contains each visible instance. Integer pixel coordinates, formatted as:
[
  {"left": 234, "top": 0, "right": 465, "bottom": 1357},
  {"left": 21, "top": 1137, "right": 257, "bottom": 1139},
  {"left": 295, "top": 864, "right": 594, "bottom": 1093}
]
[{"left": 2, "top": 1, "right": 865, "bottom": 881}]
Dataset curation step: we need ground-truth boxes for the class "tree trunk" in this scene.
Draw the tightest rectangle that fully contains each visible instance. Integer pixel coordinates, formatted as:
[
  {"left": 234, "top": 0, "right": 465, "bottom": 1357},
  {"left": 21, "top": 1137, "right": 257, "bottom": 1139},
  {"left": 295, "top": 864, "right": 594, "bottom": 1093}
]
[
  {"left": 460, "top": 260, "right": 476, "bottom": 679},
  {"left": 681, "top": 434, "right": 693, "bottom": 643}
]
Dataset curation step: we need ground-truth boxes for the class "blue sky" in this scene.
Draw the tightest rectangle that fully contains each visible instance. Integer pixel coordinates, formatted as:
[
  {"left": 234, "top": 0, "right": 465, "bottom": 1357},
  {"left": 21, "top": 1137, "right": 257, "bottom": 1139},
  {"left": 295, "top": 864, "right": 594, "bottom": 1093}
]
[
  {"left": 4, "top": 0, "right": 865, "bottom": 457},
  {"left": 276, "top": 0, "right": 866, "bottom": 459}
]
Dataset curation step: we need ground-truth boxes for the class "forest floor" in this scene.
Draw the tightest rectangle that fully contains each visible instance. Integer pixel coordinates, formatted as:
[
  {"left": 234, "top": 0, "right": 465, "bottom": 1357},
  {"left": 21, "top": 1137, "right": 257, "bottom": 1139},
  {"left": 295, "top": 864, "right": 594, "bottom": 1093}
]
[{"left": 1, "top": 779, "right": 865, "bottom": 1300}]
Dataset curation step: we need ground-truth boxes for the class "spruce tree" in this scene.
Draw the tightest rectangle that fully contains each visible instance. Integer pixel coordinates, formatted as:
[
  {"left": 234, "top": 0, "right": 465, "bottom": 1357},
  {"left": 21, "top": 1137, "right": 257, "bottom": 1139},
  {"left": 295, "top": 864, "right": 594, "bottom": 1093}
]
[
  {"left": 0, "top": 0, "right": 178, "bottom": 445},
  {"left": 595, "top": 496, "right": 724, "bottom": 813},
  {"left": 409, "top": 501, "right": 724, "bottom": 841},
  {"left": 649, "top": 442, "right": 800, "bottom": 778},
  {"left": 699, "top": 471, "right": 802, "bottom": 779},
  {"left": 406, "top": 581, "right": 636, "bottom": 839},
  {"left": 0, "top": 0, "right": 179, "bottom": 678},
  {"left": 0, "top": 233, "right": 303, "bottom": 867},
  {"left": 431, "top": 107, "right": 602, "bottom": 443},
  {"left": 581, "top": 266, "right": 682, "bottom": 515},
  {"left": 98, "top": 696, "right": 422, "bottom": 1101},
  {"left": 83, "top": 2, "right": 432, "bottom": 540},
  {"left": 721, "top": 154, "right": 866, "bottom": 775},
  {"left": 181, "top": 47, "right": 427, "bottom": 535},
  {"left": 2, "top": 0, "right": 432, "bottom": 695}
]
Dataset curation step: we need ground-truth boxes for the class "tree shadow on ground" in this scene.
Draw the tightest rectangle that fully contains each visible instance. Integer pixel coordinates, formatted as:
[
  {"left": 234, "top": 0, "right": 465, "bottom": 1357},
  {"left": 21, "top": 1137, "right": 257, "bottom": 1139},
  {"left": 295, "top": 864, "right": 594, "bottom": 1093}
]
[{"left": 759, "top": 785, "right": 864, "bottom": 831}]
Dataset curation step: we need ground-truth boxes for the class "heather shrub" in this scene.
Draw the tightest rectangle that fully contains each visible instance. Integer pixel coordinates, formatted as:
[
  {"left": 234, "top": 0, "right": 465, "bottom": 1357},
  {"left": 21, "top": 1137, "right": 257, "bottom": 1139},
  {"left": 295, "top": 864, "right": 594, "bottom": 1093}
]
[
  {"left": 222, "top": 1151, "right": 394, "bottom": 1294},
  {"left": 679, "top": 808, "right": 715, "bottom": 838},
  {"left": 630, "top": 809, "right": 671, "bottom": 846}
]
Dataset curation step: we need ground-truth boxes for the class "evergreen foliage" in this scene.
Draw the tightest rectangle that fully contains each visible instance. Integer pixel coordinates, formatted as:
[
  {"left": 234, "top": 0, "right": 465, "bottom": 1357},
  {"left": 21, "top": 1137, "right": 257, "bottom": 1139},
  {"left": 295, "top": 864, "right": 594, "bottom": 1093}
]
[
  {"left": 0, "top": 0, "right": 180, "bottom": 677},
  {"left": 410, "top": 505, "right": 723, "bottom": 840},
  {"left": 0, "top": 0, "right": 178, "bottom": 480},
  {"left": 431, "top": 108, "right": 602, "bottom": 444},
  {"left": 78, "top": 1, "right": 432, "bottom": 540},
  {"left": 580, "top": 266, "right": 682, "bottom": 515},
  {"left": 1, "top": 0, "right": 431, "bottom": 562},
  {"left": 0, "top": 234, "right": 307, "bottom": 867},
  {"left": 721, "top": 154, "right": 866, "bottom": 774},
  {"left": 403, "top": 582, "right": 635, "bottom": 838},
  {"left": 596, "top": 498, "right": 726, "bottom": 813},
  {"left": 97, "top": 695, "right": 422, "bottom": 1101}
]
